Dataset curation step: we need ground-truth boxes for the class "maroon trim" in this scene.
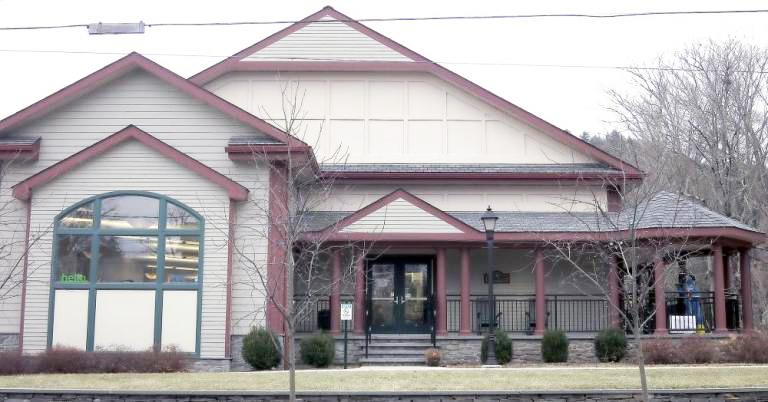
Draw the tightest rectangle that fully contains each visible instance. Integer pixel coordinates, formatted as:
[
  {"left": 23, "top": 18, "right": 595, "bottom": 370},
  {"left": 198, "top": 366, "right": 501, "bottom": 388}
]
[
  {"left": 12, "top": 125, "right": 249, "bottom": 201},
  {"left": 306, "top": 227, "right": 764, "bottom": 245},
  {"left": 353, "top": 253, "right": 365, "bottom": 334},
  {"left": 18, "top": 197, "right": 31, "bottom": 353},
  {"left": 329, "top": 249, "right": 342, "bottom": 335},
  {"left": 325, "top": 188, "right": 479, "bottom": 235},
  {"left": 0, "top": 52, "right": 305, "bottom": 149},
  {"left": 326, "top": 171, "right": 643, "bottom": 182},
  {"left": 653, "top": 257, "right": 668, "bottom": 335},
  {"left": 0, "top": 139, "right": 40, "bottom": 161},
  {"left": 435, "top": 248, "right": 447, "bottom": 336},
  {"left": 739, "top": 248, "right": 754, "bottom": 331},
  {"left": 712, "top": 244, "right": 728, "bottom": 333},
  {"left": 608, "top": 255, "right": 620, "bottom": 328},
  {"left": 606, "top": 187, "right": 622, "bottom": 212},
  {"left": 266, "top": 164, "right": 288, "bottom": 334},
  {"left": 224, "top": 199, "right": 236, "bottom": 358},
  {"left": 534, "top": 249, "right": 546, "bottom": 335},
  {"left": 189, "top": 7, "right": 641, "bottom": 175},
  {"left": 458, "top": 248, "right": 471, "bottom": 335}
]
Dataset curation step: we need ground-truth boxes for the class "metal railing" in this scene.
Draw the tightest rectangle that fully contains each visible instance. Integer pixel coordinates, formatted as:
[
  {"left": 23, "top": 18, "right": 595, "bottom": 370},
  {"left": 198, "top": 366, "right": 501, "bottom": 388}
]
[
  {"left": 663, "top": 291, "right": 741, "bottom": 333},
  {"left": 294, "top": 295, "right": 354, "bottom": 333},
  {"left": 546, "top": 295, "right": 609, "bottom": 333}
]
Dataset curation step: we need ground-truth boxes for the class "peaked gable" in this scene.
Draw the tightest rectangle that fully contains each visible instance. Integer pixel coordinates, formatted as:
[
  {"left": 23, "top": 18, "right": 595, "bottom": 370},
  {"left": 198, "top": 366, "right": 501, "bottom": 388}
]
[
  {"left": 330, "top": 189, "right": 477, "bottom": 234},
  {"left": 190, "top": 7, "right": 642, "bottom": 176},
  {"left": 12, "top": 125, "right": 249, "bottom": 201},
  {"left": 0, "top": 52, "right": 305, "bottom": 149}
]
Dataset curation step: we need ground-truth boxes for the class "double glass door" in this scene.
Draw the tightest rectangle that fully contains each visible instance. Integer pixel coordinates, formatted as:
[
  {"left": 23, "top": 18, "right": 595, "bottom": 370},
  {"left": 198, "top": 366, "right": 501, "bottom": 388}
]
[{"left": 368, "top": 257, "right": 432, "bottom": 333}]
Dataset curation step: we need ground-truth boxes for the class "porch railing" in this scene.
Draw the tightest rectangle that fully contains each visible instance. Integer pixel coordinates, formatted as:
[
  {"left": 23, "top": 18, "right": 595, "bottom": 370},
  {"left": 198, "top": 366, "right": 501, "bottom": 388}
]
[
  {"left": 294, "top": 294, "right": 354, "bottom": 333},
  {"left": 447, "top": 294, "right": 610, "bottom": 334},
  {"left": 663, "top": 291, "right": 740, "bottom": 333}
]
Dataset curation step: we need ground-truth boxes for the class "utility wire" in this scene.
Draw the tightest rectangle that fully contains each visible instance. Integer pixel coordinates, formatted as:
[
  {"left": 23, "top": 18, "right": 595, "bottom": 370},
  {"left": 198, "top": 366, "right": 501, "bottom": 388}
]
[
  {"left": 1, "top": 9, "right": 768, "bottom": 31},
  {"left": 1, "top": 49, "right": 767, "bottom": 74}
]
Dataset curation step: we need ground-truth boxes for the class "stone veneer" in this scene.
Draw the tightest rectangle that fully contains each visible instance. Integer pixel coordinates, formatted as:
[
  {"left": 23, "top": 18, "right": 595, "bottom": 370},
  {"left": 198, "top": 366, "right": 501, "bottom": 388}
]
[{"left": 0, "top": 333, "right": 19, "bottom": 351}]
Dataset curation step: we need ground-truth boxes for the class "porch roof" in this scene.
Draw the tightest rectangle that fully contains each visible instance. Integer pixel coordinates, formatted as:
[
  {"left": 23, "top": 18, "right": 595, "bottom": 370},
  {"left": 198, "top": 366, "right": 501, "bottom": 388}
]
[{"left": 301, "top": 192, "right": 762, "bottom": 238}]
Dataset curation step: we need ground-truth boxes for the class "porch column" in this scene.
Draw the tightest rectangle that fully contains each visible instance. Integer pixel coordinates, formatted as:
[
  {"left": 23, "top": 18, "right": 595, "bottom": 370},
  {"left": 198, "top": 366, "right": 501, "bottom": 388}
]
[
  {"left": 608, "top": 254, "right": 621, "bottom": 328},
  {"left": 653, "top": 256, "right": 668, "bottom": 335},
  {"left": 739, "top": 248, "right": 754, "bottom": 331},
  {"left": 353, "top": 252, "right": 365, "bottom": 334},
  {"left": 436, "top": 248, "right": 448, "bottom": 336},
  {"left": 723, "top": 250, "right": 732, "bottom": 291},
  {"left": 459, "top": 248, "right": 471, "bottom": 335},
  {"left": 713, "top": 244, "right": 728, "bottom": 333},
  {"left": 534, "top": 249, "right": 546, "bottom": 335},
  {"left": 329, "top": 249, "right": 342, "bottom": 335}
]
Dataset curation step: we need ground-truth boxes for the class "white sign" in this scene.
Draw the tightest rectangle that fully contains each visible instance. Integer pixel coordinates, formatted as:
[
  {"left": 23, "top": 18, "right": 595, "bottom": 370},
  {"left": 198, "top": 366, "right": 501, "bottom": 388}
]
[{"left": 340, "top": 302, "right": 353, "bottom": 321}]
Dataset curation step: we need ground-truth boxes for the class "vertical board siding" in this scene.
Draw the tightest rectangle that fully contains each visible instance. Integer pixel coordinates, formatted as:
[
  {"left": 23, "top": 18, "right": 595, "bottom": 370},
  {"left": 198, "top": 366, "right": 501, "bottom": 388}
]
[
  {"left": 341, "top": 198, "right": 461, "bottom": 233},
  {"left": 0, "top": 71, "right": 271, "bottom": 358},
  {"left": 244, "top": 17, "right": 413, "bottom": 62}
]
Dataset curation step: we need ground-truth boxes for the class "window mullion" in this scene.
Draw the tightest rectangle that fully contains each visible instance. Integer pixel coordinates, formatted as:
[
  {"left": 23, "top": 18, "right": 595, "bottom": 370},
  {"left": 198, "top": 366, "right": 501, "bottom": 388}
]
[
  {"left": 85, "top": 199, "right": 101, "bottom": 351},
  {"left": 154, "top": 199, "right": 167, "bottom": 349}
]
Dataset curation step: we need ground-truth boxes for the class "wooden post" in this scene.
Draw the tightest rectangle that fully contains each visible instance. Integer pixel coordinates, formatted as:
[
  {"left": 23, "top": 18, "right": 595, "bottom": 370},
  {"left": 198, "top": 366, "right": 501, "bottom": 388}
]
[
  {"left": 608, "top": 255, "right": 621, "bottom": 328},
  {"left": 740, "top": 248, "right": 754, "bottom": 331},
  {"left": 353, "top": 253, "right": 365, "bottom": 334},
  {"left": 534, "top": 249, "right": 546, "bottom": 335},
  {"left": 436, "top": 248, "right": 447, "bottom": 336},
  {"left": 713, "top": 244, "right": 728, "bottom": 333},
  {"left": 330, "top": 249, "right": 342, "bottom": 335},
  {"left": 653, "top": 256, "right": 668, "bottom": 335},
  {"left": 459, "top": 248, "right": 471, "bottom": 335}
]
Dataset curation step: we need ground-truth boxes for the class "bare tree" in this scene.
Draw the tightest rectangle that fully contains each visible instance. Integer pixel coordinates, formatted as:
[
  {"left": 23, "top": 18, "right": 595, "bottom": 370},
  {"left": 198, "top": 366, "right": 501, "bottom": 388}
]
[
  {"left": 222, "top": 83, "right": 373, "bottom": 402},
  {"left": 608, "top": 39, "right": 768, "bottom": 328},
  {"left": 543, "top": 165, "right": 716, "bottom": 401}
]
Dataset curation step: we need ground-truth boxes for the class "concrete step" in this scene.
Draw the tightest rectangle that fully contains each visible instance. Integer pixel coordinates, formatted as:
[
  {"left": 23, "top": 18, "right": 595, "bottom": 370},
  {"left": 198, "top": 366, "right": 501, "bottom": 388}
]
[
  {"left": 365, "top": 348, "right": 429, "bottom": 356},
  {"left": 363, "top": 342, "right": 435, "bottom": 349},
  {"left": 358, "top": 356, "right": 426, "bottom": 366}
]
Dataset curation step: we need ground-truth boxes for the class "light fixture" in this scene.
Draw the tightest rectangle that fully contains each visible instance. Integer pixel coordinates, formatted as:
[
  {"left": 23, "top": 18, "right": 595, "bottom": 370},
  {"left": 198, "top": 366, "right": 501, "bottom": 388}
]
[{"left": 481, "top": 206, "right": 499, "bottom": 236}]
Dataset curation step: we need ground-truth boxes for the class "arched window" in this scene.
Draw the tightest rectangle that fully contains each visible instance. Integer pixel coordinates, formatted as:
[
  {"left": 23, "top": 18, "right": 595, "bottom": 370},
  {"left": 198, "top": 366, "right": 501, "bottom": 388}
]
[{"left": 50, "top": 192, "right": 203, "bottom": 354}]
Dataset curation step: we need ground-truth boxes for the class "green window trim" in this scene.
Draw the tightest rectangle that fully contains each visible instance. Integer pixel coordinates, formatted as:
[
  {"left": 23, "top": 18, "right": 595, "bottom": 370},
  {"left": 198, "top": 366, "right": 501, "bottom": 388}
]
[{"left": 47, "top": 191, "right": 204, "bottom": 356}]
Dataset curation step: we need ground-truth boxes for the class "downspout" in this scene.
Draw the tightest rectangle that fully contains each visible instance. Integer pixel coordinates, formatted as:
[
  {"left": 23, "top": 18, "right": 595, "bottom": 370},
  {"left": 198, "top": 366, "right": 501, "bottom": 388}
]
[
  {"left": 224, "top": 198, "right": 236, "bottom": 358},
  {"left": 18, "top": 196, "right": 31, "bottom": 353}
]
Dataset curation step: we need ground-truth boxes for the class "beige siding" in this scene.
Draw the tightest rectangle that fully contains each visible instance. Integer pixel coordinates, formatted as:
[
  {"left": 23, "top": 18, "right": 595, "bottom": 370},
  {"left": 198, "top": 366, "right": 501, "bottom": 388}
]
[
  {"left": 207, "top": 71, "right": 597, "bottom": 165},
  {"left": 0, "top": 71, "right": 271, "bottom": 357},
  {"left": 341, "top": 198, "right": 461, "bottom": 233},
  {"left": 244, "top": 16, "right": 413, "bottom": 62},
  {"left": 314, "top": 184, "right": 607, "bottom": 213}
]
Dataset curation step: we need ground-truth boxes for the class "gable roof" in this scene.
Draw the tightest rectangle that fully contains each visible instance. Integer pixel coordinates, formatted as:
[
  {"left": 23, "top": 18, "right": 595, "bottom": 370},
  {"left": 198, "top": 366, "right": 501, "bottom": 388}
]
[
  {"left": 0, "top": 52, "right": 306, "bottom": 149},
  {"left": 190, "top": 6, "right": 642, "bottom": 177},
  {"left": 314, "top": 188, "right": 479, "bottom": 235},
  {"left": 12, "top": 125, "right": 249, "bottom": 201}
]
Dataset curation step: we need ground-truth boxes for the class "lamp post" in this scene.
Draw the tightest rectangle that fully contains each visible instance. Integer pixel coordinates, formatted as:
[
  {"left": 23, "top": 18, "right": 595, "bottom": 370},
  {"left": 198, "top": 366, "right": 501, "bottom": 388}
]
[{"left": 481, "top": 206, "right": 499, "bottom": 366}]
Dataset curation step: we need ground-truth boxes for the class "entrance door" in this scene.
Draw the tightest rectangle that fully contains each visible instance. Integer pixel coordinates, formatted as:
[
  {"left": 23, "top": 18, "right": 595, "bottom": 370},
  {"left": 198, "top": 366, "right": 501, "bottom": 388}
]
[{"left": 368, "top": 256, "right": 432, "bottom": 334}]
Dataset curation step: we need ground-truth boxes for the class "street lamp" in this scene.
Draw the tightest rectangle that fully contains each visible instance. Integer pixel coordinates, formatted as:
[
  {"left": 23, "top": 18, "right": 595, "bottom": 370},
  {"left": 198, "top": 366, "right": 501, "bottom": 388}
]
[{"left": 481, "top": 206, "right": 499, "bottom": 366}]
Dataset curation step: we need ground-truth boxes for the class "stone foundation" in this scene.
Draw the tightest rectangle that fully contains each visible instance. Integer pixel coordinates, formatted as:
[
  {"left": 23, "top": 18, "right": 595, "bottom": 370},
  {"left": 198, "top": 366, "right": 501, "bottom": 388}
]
[{"left": 0, "top": 333, "right": 19, "bottom": 351}]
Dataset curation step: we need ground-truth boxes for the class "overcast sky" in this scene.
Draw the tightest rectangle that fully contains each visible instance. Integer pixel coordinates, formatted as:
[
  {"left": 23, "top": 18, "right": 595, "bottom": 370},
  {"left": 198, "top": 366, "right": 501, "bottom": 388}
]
[{"left": 1, "top": 0, "right": 768, "bottom": 135}]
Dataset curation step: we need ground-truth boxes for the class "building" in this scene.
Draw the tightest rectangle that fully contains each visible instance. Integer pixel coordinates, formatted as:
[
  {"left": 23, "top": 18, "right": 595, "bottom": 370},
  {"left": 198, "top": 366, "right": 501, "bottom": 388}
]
[{"left": 0, "top": 7, "right": 762, "bottom": 368}]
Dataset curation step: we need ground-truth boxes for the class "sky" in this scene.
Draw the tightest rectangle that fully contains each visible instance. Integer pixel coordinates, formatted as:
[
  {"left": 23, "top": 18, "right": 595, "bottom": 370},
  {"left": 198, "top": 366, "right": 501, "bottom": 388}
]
[{"left": 1, "top": 0, "right": 768, "bottom": 135}]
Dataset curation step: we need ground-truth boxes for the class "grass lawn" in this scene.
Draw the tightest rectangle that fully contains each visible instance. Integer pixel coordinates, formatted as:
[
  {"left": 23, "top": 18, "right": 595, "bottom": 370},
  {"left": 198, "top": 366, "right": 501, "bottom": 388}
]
[{"left": 0, "top": 365, "right": 767, "bottom": 392}]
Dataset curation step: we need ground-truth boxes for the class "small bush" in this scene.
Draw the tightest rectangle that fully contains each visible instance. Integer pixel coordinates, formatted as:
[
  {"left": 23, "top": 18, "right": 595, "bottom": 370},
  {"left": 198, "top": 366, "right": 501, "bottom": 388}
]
[
  {"left": 721, "top": 331, "right": 768, "bottom": 363},
  {"left": 242, "top": 327, "right": 282, "bottom": 370},
  {"left": 0, "top": 347, "right": 188, "bottom": 375},
  {"left": 300, "top": 332, "right": 336, "bottom": 368},
  {"left": 642, "top": 339, "right": 679, "bottom": 364},
  {"left": 0, "top": 351, "right": 25, "bottom": 375},
  {"left": 480, "top": 330, "right": 513, "bottom": 364},
  {"left": 542, "top": 330, "right": 569, "bottom": 363},
  {"left": 424, "top": 348, "right": 441, "bottom": 366},
  {"left": 594, "top": 328, "right": 627, "bottom": 362},
  {"left": 676, "top": 336, "right": 718, "bottom": 364}
]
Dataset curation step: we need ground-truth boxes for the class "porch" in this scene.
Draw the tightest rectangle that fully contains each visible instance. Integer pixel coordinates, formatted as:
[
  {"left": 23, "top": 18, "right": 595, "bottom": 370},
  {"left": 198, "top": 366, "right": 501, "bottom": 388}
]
[{"left": 294, "top": 245, "right": 751, "bottom": 337}]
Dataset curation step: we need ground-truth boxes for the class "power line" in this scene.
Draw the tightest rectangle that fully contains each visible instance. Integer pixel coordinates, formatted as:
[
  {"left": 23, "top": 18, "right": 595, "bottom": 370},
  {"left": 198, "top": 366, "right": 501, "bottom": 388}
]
[
  {"left": 2, "top": 9, "right": 768, "bottom": 31},
  {"left": 1, "top": 49, "right": 767, "bottom": 74}
]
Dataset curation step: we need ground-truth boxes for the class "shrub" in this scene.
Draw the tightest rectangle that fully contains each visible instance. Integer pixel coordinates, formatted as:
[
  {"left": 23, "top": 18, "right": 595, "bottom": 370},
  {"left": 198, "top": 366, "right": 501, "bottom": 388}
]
[
  {"left": 721, "top": 331, "right": 768, "bottom": 363},
  {"left": 299, "top": 332, "right": 335, "bottom": 368},
  {"left": 242, "top": 327, "right": 282, "bottom": 370},
  {"left": 424, "top": 348, "right": 441, "bottom": 366},
  {"left": 481, "top": 330, "right": 513, "bottom": 364},
  {"left": 676, "top": 336, "right": 719, "bottom": 364},
  {"left": 541, "top": 330, "right": 569, "bottom": 363},
  {"left": 0, "top": 351, "right": 25, "bottom": 375},
  {"left": 594, "top": 328, "right": 627, "bottom": 362},
  {"left": 0, "top": 347, "right": 188, "bottom": 375},
  {"left": 642, "top": 339, "right": 679, "bottom": 364}
]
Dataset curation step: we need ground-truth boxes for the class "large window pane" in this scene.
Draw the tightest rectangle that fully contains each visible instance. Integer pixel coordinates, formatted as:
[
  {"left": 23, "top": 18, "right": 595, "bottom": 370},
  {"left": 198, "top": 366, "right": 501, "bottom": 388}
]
[
  {"left": 100, "top": 195, "right": 159, "bottom": 229},
  {"left": 60, "top": 202, "right": 94, "bottom": 228},
  {"left": 164, "top": 236, "right": 199, "bottom": 283},
  {"left": 98, "top": 236, "right": 157, "bottom": 283},
  {"left": 166, "top": 202, "right": 200, "bottom": 230},
  {"left": 56, "top": 235, "right": 92, "bottom": 283}
]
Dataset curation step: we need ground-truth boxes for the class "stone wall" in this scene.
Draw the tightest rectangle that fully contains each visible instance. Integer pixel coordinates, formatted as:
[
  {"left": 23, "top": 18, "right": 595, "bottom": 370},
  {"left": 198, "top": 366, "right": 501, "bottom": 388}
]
[
  {"left": 0, "top": 333, "right": 18, "bottom": 351},
  {"left": 2, "top": 389, "right": 767, "bottom": 401}
]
